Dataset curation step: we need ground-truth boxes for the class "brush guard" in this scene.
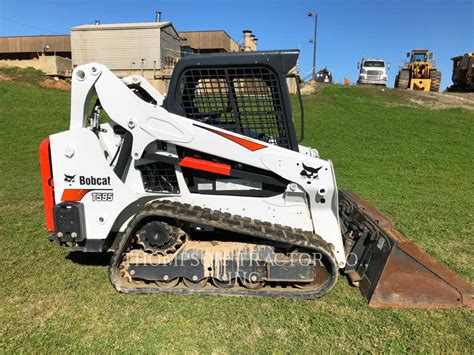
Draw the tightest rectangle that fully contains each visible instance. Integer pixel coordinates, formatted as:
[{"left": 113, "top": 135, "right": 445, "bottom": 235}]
[{"left": 339, "top": 189, "right": 473, "bottom": 308}]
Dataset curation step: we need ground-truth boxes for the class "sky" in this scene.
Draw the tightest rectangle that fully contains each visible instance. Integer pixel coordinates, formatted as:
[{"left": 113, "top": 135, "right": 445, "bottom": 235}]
[{"left": 0, "top": 0, "right": 473, "bottom": 89}]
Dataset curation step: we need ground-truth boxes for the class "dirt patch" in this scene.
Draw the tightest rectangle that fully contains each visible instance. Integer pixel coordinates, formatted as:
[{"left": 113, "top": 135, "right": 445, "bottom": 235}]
[
  {"left": 0, "top": 70, "right": 70, "bottom": 90},
  {"left": 300, "top": 81, "right": 329, "bottom": 95},
  {"left": 0, "top": 74, "right": 13, "bottom": 82},
  {"left": 405, "top": 91, "right": 474, "bottom": 111},
  {"left": 301, "top": 82, "right": 317, "bottom": 95},
  {"left": 39, "top": 78, "right": 70, "bottom": 91}
]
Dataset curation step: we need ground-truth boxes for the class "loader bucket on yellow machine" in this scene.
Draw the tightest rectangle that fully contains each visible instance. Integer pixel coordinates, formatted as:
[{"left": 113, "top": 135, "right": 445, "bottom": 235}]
[{"left": 338, "top": 189, "right": 473, "bottom": 308}]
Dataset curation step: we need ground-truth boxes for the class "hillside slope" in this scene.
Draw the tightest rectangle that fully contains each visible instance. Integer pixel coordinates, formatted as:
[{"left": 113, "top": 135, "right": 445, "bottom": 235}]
[{"left": 0, "top": 78, "right": 472, "bottom": 352}]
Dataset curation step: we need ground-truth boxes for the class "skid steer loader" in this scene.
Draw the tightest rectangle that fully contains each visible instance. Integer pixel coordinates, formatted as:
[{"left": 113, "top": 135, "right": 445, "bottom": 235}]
[{"left": 40, "top": 50, "right": 472, "bottom": 308}]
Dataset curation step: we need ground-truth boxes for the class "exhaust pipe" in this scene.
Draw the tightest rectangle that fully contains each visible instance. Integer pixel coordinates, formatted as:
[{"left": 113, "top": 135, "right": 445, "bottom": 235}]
[
  {"left": 339, "top": 189, "right": 473, "bottom": 308},
  {"left": 242, "top": 30, "right": 252, "bottom": 52}
]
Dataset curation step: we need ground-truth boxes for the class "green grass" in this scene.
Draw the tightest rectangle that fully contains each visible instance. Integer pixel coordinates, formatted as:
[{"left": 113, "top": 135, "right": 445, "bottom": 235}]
[{"left": 0, "top": 79, "right": 473, "bottom": 352}]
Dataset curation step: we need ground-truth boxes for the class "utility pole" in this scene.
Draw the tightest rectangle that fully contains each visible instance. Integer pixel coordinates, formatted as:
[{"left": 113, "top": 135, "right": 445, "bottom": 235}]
[{"left": 307, "top": 11, "right": 318, "bottom": 81}]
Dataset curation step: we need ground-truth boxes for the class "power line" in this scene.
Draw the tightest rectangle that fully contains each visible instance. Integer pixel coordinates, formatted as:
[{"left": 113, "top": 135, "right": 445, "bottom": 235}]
[{"left": 0, "top": 16, "right": 60, "bottom": 35}]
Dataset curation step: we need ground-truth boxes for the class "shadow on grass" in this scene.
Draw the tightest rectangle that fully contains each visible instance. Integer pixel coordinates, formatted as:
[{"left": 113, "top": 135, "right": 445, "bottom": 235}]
[{"left": 67, "top": 251, "right": 112, "bottom": 266}]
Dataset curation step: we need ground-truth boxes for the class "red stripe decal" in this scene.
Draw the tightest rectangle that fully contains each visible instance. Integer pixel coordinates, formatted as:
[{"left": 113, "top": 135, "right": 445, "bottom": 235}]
[
  {"left": 61, "top": 189, "right": 93, "bottom": 201},
  {"left": 197, "top": 125, "right": 267, "bottom": 152},
  {"left": 39, "top": 138, "right": 55, "bottom": 232},
  {"left": 179, "top": 157, "right": 231, "bottom": 176}
]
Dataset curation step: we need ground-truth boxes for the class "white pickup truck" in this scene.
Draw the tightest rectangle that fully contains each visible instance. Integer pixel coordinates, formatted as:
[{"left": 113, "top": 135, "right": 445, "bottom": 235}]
[{"left": 357, "top": 58, "right": 390, "bottom": 86}]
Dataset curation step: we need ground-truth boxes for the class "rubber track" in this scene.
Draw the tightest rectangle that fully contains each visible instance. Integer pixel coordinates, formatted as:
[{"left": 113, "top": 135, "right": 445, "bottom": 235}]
[{"left": 109, "top": 200, "right": 338, "bottom": 299}]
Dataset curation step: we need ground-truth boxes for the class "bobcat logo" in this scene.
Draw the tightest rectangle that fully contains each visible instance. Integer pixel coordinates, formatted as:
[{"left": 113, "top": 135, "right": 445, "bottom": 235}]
[
  {"left": 64, "top": 174, "right": 76, "bottom": 185},
  {"left": 300, "top": 163, "right": 322, "bottom": 184}
]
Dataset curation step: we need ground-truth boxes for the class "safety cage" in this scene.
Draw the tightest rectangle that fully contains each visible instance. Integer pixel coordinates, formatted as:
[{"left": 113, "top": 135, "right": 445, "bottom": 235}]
[{"left": 164, "top": 50, "right": 301, "bottom": 151}]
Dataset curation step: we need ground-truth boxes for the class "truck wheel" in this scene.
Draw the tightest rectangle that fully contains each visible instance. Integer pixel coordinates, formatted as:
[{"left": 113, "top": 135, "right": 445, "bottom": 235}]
[{"left": 430, "top": 70, "right": 442, "bottom": 92}]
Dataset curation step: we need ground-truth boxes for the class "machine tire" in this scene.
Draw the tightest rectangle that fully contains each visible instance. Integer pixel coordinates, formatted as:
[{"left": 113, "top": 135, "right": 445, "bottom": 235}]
[
  {"left": 430, "top": 70, "right": 442, "bottom": 92},
  {"left": 394, "top": 74, "right": 399, "bottom": 88},
  {"left": 396, "top": 69, "right": 410, "bottom": 89}
]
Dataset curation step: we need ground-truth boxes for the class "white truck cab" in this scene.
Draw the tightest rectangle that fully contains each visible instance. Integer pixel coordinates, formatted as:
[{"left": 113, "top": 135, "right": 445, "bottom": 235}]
[{"left": 357, "top": 58, "right": 390, "bottom": 86}]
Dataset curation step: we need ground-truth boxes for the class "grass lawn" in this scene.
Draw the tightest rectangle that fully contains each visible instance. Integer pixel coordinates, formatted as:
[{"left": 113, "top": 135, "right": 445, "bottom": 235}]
[{"left": 0, "top": 77, "right": 472, "bottom": 352}]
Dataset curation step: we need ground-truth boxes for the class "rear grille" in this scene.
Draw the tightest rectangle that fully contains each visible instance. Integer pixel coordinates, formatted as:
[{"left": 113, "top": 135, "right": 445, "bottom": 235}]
[
  {"left": 138, "top": 162, "right": 179, "bottom": 194},
  {"left": 175, "top": 66, "right": 291, "bottom": 149}
]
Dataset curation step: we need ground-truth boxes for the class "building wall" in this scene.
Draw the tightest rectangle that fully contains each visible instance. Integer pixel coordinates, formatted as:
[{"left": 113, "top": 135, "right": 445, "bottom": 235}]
[
  {"left": 178, "top": 31, "right": 239, "bottom": 53},
  {"left": 228, "top": 39, "right": 240, "bottom": 52},
  {"left": 0, "top": 35, "right": 71, "bottom": 55},
  {"left": 160, "top": 25, "right": 180, "bottom": 68},
  {"left": 71, "top": 27, "right": 162, "bottom": 70},
  {"left": 287, "top": 66, "right": 302, "bottom": 95},
  {"left": 287, "top": 77, "right": 298, "bottom": 95}
]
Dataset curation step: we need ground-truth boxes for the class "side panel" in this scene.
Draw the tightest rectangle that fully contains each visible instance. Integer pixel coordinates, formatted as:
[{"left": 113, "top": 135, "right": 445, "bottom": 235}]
[{"left": 50, "top": 129, "right": 137, "bottom": 240}]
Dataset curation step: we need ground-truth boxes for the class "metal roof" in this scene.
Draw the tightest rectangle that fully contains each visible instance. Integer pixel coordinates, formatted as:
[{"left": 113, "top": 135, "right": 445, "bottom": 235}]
[{"left": 70, "top": 22, "right": 172, "bottom": 31}]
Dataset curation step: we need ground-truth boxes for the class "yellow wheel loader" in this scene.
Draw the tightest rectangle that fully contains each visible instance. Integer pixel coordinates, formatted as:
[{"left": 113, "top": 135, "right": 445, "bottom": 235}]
[
  {"left": 395, "top": 49, "right": 442, "bottom": 92},
  {"left": 40, "top": 50, "right": 472, "bottom": 308}
]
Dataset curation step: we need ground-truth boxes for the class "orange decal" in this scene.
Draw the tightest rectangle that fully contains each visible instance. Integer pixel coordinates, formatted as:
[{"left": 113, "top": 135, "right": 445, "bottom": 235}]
[
  {"left": 179, "top": 157, "right": 231, "bottom": 176},
  {"left": 61, "top": 189, "right": 93, "bottom": 201},
  {"left": 196, "top": 125, "right": 267, "bottom": 151}
]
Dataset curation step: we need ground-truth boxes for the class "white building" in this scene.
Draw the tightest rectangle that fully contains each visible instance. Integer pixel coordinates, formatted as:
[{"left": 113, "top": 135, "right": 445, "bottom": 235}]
[{"left": 70, "top": 21, "right": 180, "bottom": 92}]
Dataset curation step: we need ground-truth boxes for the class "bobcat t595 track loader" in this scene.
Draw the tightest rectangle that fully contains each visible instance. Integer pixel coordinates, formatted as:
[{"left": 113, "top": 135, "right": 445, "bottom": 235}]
[{"left": 40, "top": 50, "right": 473, "bottom": 308}]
